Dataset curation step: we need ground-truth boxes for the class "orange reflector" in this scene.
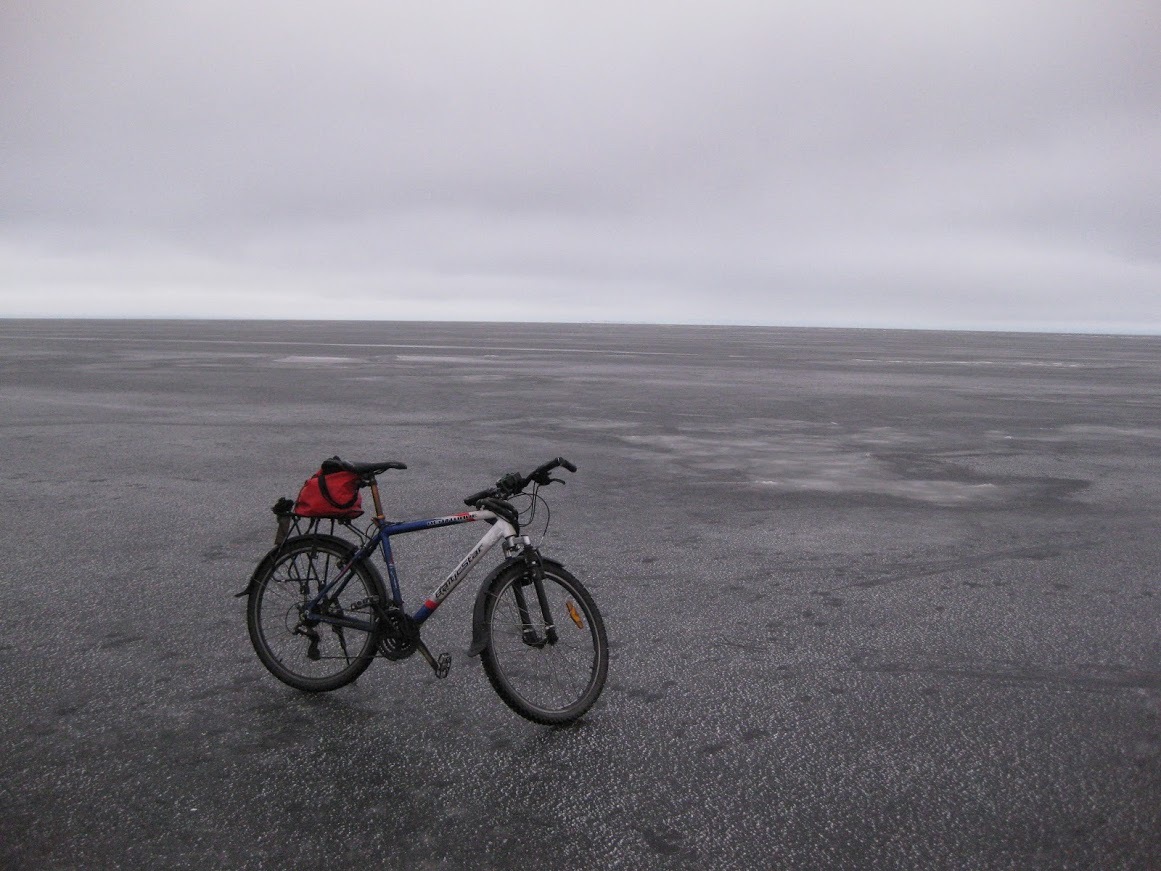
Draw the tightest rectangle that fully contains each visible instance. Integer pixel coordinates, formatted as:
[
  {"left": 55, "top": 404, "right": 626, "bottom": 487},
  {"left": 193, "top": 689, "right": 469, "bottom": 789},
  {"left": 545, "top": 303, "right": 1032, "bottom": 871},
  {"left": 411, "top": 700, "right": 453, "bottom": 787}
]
[{"left": 566, "top": 600, "right": 584, "bottom": 629}]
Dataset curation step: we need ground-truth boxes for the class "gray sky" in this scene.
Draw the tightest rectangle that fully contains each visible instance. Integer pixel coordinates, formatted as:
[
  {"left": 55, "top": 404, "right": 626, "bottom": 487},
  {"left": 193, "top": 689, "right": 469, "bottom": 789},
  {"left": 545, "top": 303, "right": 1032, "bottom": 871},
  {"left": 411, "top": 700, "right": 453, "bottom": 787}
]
[{"left": 2, "top": 2, "right": 1158, "bottom": 331}]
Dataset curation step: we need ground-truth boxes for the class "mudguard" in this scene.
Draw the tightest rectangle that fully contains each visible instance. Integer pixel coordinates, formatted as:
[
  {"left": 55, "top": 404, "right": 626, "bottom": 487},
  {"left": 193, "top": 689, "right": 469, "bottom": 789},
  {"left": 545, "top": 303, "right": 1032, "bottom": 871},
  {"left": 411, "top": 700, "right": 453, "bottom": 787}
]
[
  {"left": 233, "top": 533, "right": 364, "bottom": 598},
  {"left": 235, "top": 546, "right": 281, "bottom": 598},
  {"left": 466, "top": 555, "right": 568, "bottom": 656}
]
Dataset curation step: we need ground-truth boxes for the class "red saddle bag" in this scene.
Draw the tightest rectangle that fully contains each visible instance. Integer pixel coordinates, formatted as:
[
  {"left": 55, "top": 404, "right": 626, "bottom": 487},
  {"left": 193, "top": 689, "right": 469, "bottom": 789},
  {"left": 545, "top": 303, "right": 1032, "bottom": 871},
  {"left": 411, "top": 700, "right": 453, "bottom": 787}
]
[{"left": 293, "top": 461, "right": 363, "bottom": 519}]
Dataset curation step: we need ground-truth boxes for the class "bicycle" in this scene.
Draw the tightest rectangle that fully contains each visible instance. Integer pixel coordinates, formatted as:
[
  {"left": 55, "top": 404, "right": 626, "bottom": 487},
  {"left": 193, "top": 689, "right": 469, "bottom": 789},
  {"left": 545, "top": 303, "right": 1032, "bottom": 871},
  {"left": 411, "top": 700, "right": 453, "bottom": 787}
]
[{"left": 239, "top": 456, "right": 608, "bottom": 725}]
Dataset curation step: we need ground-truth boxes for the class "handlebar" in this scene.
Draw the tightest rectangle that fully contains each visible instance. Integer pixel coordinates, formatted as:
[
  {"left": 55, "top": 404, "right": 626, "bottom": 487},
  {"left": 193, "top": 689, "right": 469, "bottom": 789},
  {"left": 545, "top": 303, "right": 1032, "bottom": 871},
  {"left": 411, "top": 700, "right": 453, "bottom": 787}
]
[{"left": 463, "top": 457, "right": 577, "bottom": 507}]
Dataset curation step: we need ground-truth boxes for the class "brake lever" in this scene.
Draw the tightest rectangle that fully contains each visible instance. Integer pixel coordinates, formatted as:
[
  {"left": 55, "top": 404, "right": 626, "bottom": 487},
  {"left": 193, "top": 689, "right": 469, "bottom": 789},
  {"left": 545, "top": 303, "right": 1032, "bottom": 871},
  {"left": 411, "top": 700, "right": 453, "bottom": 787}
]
[{"left": 547, "top": 476, "right": 566, "bottom": 486}]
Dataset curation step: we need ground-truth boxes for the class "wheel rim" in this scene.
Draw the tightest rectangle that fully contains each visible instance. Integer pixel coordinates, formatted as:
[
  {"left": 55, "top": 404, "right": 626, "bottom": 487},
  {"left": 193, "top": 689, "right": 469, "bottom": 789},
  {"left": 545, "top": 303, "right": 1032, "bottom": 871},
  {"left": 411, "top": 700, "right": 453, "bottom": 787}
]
[{"left": 488, "top": 573, "right": 603, "bottom": 716}]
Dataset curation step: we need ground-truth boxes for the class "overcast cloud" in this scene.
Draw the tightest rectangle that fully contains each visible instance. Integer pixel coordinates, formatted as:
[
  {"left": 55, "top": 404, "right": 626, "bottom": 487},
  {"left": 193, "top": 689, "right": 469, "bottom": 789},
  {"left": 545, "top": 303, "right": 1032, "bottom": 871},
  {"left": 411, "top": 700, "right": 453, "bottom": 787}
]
[{"left": 2, "top": 2, "right": 1158, "bottom": 331}]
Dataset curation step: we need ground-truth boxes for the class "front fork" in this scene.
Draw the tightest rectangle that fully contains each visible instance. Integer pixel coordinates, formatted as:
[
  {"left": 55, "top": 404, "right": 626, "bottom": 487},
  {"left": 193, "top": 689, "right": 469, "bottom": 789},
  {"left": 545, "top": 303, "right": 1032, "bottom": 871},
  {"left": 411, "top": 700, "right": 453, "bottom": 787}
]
[{"left": 505, "top": 537, "right": 559, "bottom": 647}]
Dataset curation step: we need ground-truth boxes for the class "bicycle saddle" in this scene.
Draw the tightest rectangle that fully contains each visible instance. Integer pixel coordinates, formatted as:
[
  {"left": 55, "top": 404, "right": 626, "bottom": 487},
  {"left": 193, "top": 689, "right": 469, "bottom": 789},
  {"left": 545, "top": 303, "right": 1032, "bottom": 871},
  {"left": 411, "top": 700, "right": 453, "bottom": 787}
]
[{"left": 322, "top": 457, "right": 408, "bottom": 475}]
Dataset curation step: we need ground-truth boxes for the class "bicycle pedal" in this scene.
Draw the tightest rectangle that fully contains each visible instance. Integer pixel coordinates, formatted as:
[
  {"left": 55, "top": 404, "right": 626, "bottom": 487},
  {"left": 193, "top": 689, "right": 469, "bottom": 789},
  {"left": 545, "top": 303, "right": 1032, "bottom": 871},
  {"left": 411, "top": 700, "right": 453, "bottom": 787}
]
[{"left": 435, "top": 653, "right": 451, "bottom": 679}]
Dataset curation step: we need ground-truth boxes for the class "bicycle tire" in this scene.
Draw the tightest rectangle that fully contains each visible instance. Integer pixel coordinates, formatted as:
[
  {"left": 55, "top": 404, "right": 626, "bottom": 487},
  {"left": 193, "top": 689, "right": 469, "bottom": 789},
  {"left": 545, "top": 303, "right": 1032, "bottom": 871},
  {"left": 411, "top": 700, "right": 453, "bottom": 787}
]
[
  {"left": 247, "top": 534, "right": 385, "bottom": 692},
  {"left": 480, "top": 562, "right": 608, "bottom": 725}
]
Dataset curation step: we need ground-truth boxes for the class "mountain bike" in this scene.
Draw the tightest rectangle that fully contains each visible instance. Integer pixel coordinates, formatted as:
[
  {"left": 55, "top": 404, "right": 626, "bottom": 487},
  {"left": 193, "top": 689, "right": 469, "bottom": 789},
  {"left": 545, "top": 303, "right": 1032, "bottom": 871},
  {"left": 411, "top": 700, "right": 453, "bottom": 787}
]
[{"left": 240, "top": 457, "right": 608, "bottom": 725}]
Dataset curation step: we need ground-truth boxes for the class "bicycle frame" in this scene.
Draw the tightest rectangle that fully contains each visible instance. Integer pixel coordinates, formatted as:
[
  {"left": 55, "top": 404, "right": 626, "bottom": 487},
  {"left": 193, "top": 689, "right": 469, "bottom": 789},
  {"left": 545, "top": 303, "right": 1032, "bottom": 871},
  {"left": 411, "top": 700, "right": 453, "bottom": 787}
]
[
  {"left": 246, "top": 456, "right": 604, "bottom": 723},
  {"left": 303, "top": 509, "right": 519, "bottom": 630}
]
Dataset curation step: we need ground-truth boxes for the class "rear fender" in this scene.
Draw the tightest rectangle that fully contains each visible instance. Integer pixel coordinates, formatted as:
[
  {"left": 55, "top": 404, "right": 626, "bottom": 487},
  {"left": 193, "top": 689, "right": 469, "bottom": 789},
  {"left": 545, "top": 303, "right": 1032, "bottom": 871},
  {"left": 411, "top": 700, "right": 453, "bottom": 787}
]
[
  {"left": 467, "top": 555, "right": 567, "bottom": 656},
  {"left": 235, "top": 547, "right": 280, "bottom": 598}
]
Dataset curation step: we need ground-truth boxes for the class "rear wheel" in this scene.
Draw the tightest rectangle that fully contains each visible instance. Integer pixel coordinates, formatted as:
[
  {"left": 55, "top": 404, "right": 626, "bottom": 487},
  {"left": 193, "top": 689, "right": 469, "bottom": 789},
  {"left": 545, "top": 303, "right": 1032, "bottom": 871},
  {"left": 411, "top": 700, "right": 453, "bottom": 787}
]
[
  {"left": 247, "top": 535, "right": 385, "bottom": 692},
  {"left": 481, "top": 563, "right": 608, "bottom": 724}
]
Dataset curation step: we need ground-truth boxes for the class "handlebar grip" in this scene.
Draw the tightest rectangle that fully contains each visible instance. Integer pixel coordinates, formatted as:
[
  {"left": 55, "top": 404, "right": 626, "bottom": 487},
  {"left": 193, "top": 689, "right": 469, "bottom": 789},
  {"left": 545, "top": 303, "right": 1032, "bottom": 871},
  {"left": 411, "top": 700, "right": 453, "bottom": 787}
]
[
  {"left": 464, "top": 488, "right": 496, "bottom": 506},
  {"left": 559, "top": 457, "right": 577, "bottom": 473}
]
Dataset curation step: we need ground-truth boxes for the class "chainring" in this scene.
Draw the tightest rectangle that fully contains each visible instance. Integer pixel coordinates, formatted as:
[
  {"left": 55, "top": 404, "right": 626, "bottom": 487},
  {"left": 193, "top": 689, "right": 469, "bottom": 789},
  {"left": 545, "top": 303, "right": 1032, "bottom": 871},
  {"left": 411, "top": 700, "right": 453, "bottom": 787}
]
[{"left": 377, "top": 604, "right": 419, "bottom": 660}]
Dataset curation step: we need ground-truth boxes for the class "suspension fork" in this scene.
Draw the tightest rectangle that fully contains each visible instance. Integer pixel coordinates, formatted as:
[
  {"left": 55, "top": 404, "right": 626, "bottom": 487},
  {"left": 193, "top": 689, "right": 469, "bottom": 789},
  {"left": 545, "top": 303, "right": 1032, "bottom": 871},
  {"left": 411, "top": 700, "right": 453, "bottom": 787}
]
[{"left": 513, "top": 546, "right": 559, "bottom": 646}]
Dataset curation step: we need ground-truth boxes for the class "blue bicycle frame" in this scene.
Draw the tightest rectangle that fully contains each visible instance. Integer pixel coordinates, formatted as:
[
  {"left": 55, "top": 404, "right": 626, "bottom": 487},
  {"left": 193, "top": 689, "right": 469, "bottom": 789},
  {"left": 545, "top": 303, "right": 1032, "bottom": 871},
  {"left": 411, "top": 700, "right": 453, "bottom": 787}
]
[{"left": 303, "top": 508, "right": 518, "bottom": 629}]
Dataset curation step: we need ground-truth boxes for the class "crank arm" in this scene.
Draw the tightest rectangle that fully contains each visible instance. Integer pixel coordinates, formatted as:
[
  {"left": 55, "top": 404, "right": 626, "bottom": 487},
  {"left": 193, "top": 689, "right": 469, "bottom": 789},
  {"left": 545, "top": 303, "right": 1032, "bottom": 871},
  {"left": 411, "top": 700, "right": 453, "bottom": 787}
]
[{"left": 415, "top": 639, "right": 451, "bottom": 679}]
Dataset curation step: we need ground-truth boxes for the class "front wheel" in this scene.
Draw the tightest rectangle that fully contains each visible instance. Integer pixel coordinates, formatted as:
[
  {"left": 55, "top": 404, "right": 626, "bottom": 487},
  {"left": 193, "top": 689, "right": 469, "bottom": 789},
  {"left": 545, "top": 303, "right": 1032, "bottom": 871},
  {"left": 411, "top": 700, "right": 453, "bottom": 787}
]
[{"left": 481, "top": 562, "right": 608, "bottom": 724}]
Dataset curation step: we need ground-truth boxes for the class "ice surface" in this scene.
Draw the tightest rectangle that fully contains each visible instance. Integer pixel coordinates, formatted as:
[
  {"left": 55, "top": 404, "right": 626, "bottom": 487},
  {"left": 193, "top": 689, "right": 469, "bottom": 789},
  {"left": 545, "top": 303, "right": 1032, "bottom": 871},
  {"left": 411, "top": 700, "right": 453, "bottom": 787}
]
[{"left": 1, "top": 320, "right": 1159, "bottom": 869}]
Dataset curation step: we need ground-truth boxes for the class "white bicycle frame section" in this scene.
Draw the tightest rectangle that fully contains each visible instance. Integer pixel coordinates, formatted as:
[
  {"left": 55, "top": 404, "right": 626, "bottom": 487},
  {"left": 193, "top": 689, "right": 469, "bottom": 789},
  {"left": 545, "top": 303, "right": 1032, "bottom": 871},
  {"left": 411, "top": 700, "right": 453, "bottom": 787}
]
[{"left": 374, "top": 509, "right": 522, "bottom": 623}]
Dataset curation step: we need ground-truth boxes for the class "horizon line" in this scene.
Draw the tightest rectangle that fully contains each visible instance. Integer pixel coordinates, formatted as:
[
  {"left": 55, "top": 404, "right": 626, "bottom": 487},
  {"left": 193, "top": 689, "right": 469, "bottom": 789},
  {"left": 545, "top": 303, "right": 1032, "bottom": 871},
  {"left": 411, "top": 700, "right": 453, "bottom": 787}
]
[{"left": 2, "top": 314, "right": 1160, "bottom": 338}]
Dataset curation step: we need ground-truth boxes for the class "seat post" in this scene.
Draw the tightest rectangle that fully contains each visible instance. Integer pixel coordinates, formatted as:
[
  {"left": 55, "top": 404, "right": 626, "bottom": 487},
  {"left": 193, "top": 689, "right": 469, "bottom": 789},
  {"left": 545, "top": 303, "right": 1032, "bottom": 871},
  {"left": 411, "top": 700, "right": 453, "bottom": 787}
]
[{"left": 368, "top": 477, "right": 385, "bottom": 520}]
